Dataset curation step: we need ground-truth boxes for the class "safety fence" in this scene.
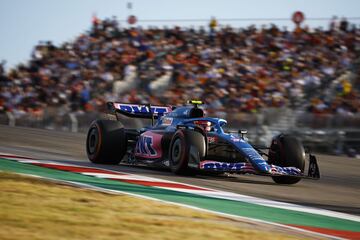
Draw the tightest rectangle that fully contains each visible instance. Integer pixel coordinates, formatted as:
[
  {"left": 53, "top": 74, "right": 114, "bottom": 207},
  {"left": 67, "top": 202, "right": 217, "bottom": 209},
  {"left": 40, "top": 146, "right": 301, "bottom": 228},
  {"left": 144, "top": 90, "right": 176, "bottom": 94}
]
[{"left": 0, "top": 108, "right": 359, "bottom": 155}]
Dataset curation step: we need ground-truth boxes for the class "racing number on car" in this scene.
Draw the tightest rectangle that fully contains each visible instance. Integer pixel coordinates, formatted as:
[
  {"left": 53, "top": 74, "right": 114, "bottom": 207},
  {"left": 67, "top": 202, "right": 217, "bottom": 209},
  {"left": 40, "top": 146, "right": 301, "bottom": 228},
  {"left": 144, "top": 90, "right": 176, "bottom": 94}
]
[{"left": 135, "top": 135, "right": 157, "bottom": 157}]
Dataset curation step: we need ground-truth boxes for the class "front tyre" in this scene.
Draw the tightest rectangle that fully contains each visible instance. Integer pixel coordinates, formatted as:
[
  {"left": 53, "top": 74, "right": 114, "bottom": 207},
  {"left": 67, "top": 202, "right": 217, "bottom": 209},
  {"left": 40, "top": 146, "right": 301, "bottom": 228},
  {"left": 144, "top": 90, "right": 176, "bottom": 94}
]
[
  {"left": 86, "top": 120, "right": 127, "bottom": 164},
  {"left": 268, "top": 134, "right": 305, "bottom": 184},
  {"left": 169, "top": 129, "right": 206, "bottom": 175}
]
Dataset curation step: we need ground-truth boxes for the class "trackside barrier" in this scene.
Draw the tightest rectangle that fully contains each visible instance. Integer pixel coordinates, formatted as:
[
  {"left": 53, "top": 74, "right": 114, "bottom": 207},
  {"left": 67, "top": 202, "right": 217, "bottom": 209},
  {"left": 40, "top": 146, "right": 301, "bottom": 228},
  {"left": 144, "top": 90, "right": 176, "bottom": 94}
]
[
  {"left": 5, "top": 112, "right": 15, "bottom": 127},
  {"left": 0, "top": 109, "right": 359, "bottom": 155},
  {"left": 69, "top": 113, "right": 78, "bottom": 133}
]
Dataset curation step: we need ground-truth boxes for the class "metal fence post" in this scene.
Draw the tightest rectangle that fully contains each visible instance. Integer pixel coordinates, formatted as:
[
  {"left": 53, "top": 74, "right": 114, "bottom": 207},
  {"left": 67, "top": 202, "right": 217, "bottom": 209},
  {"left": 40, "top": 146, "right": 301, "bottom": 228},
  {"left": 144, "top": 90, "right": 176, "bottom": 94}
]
[
  {"left": 69, "top": 113, "right": 78, "bottom": 133},
  {"left": 6, "top": 111, "right": 15, "bottom": 127}
]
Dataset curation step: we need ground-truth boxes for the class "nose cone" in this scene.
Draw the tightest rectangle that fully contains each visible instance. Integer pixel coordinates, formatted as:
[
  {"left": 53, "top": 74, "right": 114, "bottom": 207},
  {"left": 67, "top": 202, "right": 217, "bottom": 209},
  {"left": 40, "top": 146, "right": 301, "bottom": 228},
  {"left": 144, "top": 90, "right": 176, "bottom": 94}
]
[{"left": 251, "top": 159, "right": 272, "bottom": 174}]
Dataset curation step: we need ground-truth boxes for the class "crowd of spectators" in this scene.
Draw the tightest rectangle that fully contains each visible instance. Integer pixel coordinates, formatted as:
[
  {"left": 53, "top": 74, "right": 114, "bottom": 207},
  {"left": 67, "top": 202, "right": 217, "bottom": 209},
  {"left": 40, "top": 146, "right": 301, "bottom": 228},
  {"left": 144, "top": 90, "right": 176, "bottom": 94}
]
[{"left": 0, "top": 16, "right": 359, "bottom": 120}]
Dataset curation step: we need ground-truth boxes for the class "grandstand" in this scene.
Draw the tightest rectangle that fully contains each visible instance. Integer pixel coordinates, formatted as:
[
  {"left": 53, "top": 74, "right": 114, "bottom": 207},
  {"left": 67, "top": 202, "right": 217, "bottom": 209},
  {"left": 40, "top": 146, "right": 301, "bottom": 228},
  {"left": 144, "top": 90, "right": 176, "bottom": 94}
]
[{"left": 0, "top": 16, "right": 359, "bottom": 156}]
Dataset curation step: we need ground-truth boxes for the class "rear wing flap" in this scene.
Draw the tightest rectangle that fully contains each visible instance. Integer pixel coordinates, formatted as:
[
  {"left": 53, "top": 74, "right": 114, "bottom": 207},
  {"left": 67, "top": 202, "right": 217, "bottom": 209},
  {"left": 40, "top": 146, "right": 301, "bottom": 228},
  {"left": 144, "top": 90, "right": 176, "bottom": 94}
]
[{"left": 107, "top": 102, "right": 173, "bottom": 120}]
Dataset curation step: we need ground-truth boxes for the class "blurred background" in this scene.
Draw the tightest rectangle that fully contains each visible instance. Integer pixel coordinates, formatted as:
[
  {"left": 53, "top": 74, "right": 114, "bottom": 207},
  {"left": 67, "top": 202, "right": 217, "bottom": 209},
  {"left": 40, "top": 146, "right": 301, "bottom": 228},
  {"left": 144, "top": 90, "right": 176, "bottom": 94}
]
[{"left": 0, "top": 0, "right": 359, "bottom": 157}]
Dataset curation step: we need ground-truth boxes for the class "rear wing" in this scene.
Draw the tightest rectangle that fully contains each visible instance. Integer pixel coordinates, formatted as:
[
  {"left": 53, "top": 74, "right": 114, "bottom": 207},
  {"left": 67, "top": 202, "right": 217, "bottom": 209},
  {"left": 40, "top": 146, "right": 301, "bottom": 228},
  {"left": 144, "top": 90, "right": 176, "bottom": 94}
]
[{"left": 107, "top": 102, "right": 173, "bottom": 120}]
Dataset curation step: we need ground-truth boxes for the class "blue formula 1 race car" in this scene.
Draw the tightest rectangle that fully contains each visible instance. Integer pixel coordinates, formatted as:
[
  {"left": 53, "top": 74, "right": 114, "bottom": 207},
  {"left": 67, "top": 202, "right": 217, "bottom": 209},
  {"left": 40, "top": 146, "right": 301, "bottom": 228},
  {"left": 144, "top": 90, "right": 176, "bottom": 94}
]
[{"left": 86, "top": 100, "right": 320, "bottom": 184}]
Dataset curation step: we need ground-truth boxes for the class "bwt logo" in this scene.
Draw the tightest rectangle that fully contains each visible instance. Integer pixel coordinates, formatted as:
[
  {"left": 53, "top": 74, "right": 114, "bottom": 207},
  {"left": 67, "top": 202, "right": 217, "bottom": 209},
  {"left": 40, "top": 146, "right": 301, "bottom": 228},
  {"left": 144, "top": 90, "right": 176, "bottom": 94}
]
[
  {"left": 203, "top": 162, "right": 247, "bottom": 171},
  {"left": 117, "top": 104, "right": 170, "bottom": 116},
  {"left": 135, "top": 135, "right": 157, "bottom": 157}
]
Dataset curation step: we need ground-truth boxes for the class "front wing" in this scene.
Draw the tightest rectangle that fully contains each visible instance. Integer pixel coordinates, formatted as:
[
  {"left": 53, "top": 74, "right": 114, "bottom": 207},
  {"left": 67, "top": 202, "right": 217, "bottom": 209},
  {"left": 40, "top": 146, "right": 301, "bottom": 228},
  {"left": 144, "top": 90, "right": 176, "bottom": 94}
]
[{"left": 198, "top": 154, "right": 320, "bottom": 180}]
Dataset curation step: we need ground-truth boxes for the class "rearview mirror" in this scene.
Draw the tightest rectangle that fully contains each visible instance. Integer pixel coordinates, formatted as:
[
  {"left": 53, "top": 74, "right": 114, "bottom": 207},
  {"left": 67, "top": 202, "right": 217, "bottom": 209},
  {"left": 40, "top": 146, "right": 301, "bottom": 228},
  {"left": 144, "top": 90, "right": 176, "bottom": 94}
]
[
  {"left": 239, "top": 129, "right": 247, "bottom": 134},
  {"left": 238, "top": 129, "right": 247, "bottom": 139}
]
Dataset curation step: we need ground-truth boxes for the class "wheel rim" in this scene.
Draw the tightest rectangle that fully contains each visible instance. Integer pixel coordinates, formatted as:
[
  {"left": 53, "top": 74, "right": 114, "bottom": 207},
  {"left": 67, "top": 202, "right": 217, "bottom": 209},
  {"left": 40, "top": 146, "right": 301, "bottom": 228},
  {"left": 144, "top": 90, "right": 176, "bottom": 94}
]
[
  {"left": 171, "top": 139, "right": 182, "bottom": 165},
  {"left": 88, "top": 127, "right": 98, "bottom": 154}
]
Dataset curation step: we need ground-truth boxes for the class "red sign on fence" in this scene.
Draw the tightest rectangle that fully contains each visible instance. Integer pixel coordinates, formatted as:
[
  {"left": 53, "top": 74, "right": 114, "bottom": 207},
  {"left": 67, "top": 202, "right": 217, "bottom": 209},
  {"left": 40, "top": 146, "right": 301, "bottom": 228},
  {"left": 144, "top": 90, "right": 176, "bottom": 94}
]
[{"left": 292, "top": 11, "right": 305, "bottom": 25}]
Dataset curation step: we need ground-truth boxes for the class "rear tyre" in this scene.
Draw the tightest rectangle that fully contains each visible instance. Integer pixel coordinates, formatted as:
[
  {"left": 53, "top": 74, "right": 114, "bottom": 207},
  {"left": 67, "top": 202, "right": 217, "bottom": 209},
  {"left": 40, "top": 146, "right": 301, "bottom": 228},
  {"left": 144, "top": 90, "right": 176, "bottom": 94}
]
[
  {"left": 86, "top": 120, "right": 127, "bottom": 164},
  {"left": 268, "top": 134, "right": 305, "bottom": 184},
  {"left": 169, "top": 129, "right": 206, "bottom": 175}
]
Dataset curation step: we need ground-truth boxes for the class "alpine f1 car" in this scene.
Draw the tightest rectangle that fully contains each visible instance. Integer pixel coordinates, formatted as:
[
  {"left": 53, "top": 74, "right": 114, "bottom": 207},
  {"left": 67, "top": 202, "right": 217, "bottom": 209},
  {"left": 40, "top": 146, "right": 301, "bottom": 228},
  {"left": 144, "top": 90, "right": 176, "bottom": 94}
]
[{"left": 86, "top": 100, "right": 320, "bottom": 184}]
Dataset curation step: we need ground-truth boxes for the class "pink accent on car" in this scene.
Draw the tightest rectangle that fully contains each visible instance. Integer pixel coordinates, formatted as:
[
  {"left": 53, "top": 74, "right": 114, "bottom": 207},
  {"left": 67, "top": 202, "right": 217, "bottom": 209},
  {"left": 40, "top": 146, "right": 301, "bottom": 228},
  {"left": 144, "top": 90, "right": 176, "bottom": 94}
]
[{"left": 134, "top": 131, "right": 163, "bottom": 159}]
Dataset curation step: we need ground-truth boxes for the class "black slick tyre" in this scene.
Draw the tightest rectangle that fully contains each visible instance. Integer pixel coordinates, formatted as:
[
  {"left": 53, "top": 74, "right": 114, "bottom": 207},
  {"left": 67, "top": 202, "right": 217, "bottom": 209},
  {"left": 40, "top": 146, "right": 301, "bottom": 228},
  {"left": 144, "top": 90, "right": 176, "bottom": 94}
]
[
  {"left": 169, "top": 129, "right": 206, "bottom": 175},
  {"left": 269, "top": 134, "right": 305, "bottom": 184},
  {"left": 86, "top": 120, "right": 126, "bottom": 164}
]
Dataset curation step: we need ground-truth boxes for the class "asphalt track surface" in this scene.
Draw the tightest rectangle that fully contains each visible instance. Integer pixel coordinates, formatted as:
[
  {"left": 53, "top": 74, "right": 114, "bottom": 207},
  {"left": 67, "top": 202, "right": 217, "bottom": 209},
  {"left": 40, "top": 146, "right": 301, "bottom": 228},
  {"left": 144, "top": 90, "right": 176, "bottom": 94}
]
[{"left": 1, "top": 125, "right": 359, "bottom": 216}]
